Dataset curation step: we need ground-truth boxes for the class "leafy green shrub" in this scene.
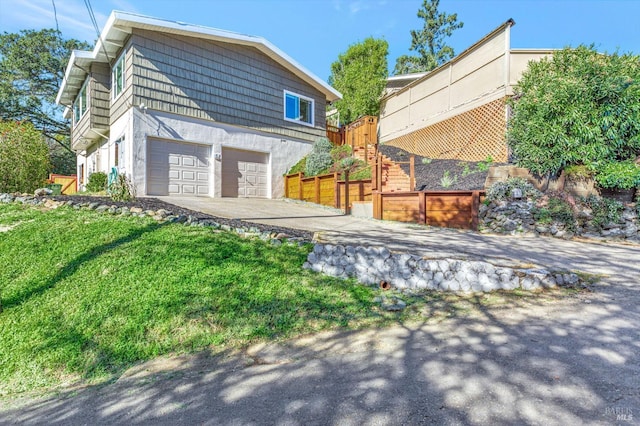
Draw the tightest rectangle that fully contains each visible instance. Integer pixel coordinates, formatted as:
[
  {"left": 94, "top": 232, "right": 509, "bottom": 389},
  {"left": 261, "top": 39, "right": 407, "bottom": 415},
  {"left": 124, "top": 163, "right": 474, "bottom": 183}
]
[
  {"left": 305, "top": 138, "right": 333, "bottom": 176},
  {"left": 508, "top": 45, "right": 640, "bottom": 176},
  {"left": 330, "top": 145, "right": 353, "bottom": 163},
  {"left": 0, "top": 121, "right": 50, "bottom": 193},
  {"left": 533, "top": 196, "right": 576, "bottom": 231},
  {"left": 593, "top": 161, "right": 640, "bottom": 189},
  {"left": 421, "top": 157, "right": 432, "bottom": 165},
  {"left": 108, "top": 174, "right": 135, "bottom": 202},
  {"left": 477, "top": 156, "right": 494, "bottom": 172},
  {"left": 564, "top": 164, "right": 594, "bottom": 181},
  {"left": 582, "top": 195, "right": 624, "bottom": 227},
  {"left": 486, "top": 178, "right": 541, "bottom": 202},
  {"left": 460, "top": 163, "right": 472, "bottom": 177},
  {"left": 286, "top": 157, "right": 306, "bottom": 175},
  {"left": 347, "top": 161, "right": 372, "bottom": 180},
  {"left": 338, "top": 158, "right": 371, "bottom": 180},
  {"left": 339, "top": 156, "right": 356, "bottom": 170},
  {"left": 86, "top": 172, "right": 107, "bottom": 192}
]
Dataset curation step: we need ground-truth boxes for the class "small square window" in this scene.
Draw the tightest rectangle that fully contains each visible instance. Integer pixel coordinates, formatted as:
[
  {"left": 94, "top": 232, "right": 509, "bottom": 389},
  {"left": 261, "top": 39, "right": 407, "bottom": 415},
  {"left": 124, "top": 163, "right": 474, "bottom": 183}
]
[{"left": 283, "top": 90, "right": 314, "bottom": 126}]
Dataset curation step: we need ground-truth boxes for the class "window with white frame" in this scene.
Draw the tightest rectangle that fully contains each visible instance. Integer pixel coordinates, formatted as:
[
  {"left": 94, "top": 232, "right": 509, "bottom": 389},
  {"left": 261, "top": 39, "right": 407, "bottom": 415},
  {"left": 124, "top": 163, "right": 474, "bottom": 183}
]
[
  {"left": 73, "top": 78, "right": 89, "bottom": 124},
  {"left": 114, "top": 136, "right": 125, "bottom": 168},
  {"left": 284, "top": 90, "right": 314, "bottom": 126},
  {"left": 112, "top": 52, "right": 125, "bottom": 99}
]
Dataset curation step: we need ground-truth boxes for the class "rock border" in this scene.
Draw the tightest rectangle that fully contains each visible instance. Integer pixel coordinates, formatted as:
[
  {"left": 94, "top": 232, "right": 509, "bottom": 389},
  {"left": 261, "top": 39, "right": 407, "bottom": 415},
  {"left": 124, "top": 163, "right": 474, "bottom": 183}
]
[
  {"left": 0, "top": 193, "right": 311, "bottom": 246},
  {"left": 479, "top": 199, "right": 640, "bottom": 243},
  {"left": 304, "top": 244, "right": 582, "bottom": 293}
]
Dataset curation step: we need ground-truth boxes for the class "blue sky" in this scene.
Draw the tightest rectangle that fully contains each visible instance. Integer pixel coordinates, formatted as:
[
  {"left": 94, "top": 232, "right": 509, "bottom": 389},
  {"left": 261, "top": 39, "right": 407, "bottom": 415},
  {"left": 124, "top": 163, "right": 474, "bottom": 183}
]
[{"left": 0, "top": 0, "right": 638, "bottom": 81}]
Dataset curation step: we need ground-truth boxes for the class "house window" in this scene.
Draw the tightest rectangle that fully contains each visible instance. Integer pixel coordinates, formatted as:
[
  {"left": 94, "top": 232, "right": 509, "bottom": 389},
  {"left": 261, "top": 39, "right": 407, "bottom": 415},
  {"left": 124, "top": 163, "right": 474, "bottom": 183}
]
[
  {"left": 114, "top": 136, "right": 124, "bottom": 168},
  {"left": 284, "top": 90, "right": 314, "bottom": 126},
  {"left": 112, "top": 52, "right": 125, "bottom": 99},
  {"left": 73, "top": 78, "right": 89, "bottom": 124}
]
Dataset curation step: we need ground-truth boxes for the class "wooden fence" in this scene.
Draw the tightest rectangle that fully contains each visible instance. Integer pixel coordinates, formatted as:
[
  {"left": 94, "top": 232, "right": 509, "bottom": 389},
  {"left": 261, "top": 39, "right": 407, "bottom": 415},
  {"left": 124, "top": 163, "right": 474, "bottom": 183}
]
[
  {"left": 326, "top": 116, "right": 378, "bottom": 147},
  {"left": 48, "top": 174, "right": 77, "bottom": 195},
  {"left": 284, "top": 172, "right": 372, "bottom": 210},
  {"left": 327, "top": 125, "right": 344, "bottom": 145},
  {"left": 372, "top": 190, "right": 485, "bottom": 230}
]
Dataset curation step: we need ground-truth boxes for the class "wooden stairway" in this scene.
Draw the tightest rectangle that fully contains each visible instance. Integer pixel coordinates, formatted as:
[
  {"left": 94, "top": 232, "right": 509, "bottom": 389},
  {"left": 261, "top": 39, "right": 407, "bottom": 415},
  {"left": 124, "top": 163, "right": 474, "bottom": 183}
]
[{"left": 352, "top": 146, "right": 411, "bottom": 192}]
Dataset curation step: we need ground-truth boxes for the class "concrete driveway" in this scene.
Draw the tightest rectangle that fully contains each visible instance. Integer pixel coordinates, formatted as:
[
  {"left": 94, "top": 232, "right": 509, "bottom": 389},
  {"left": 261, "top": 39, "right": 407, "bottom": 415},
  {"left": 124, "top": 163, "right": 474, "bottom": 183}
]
[
  {"left": 161, "top": 196, "right": 640, "bottom": 283},
  {"left": 2, "top": 196, "right": 638, "bottom": 425}
]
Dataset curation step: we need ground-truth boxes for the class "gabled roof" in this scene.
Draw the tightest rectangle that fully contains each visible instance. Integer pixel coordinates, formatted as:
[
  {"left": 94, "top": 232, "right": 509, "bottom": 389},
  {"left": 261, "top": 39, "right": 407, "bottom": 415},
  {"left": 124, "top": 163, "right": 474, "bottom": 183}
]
[{"left": 56, "top": 11, "right": 341, "bottom": 106}]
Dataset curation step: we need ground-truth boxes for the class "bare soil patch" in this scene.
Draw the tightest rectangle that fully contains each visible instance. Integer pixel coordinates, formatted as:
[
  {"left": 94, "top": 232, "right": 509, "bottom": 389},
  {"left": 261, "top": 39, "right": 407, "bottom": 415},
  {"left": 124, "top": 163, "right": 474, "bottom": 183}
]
[{"left": 378, "top": 145, "right": 506, "bottom": 191}]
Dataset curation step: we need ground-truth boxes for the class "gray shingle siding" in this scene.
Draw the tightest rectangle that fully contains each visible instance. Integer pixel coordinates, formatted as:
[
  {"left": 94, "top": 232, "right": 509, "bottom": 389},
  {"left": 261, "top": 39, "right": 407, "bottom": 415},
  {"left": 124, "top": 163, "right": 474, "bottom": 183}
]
[
  {"left": 110, "top": 38, "right": 135, "bottom": 125},
  {"left": 71, "top": 110, "right": 90, "bottom": 148},
  {"left": 71, "top": 64, "right": 109, "bottom": 148},
  {"left": 89, "top": 63, "right": 110, "bottom": 128},
  {"left": 128, "top": 29, "right": 326, "bottom": 141}
]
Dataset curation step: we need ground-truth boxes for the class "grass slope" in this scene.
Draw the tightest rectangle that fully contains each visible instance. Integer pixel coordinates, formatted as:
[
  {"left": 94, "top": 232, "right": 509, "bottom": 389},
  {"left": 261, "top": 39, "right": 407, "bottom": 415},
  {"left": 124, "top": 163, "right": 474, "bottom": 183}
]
[
  {"left": 0, "top": 203, "right": 382, "bottom": 396},
  {"left": 0, "top": 203, "right": 583, "bottom": 397}
]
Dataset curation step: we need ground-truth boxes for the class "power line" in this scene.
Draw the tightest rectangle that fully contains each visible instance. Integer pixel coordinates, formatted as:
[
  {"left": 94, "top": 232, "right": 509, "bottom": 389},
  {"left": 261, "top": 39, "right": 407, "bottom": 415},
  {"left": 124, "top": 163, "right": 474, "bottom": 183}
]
[
  {"left": 83, "top": 0, "right": 111, "bottom": 63},
  {"left": 51, "top": 0, "right": 59, "bottom": 33}
]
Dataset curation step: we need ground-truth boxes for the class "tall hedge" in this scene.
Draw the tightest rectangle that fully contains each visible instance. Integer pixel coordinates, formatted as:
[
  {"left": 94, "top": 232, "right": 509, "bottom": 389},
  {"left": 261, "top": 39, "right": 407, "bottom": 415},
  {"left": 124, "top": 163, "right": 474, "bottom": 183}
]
[
  {"left": 508, "top": 45, "right": 640, "bottom": 177},
  {"left": 0, "top": 121, "right": 51, "bottom": 193}
]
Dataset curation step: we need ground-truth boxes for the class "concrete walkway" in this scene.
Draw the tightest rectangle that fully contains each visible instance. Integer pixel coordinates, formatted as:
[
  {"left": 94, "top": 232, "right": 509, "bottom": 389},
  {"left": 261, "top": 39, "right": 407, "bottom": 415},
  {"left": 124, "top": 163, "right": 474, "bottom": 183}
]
[{"left": 2, "top": 197, "right": 638, "bottom": 425}]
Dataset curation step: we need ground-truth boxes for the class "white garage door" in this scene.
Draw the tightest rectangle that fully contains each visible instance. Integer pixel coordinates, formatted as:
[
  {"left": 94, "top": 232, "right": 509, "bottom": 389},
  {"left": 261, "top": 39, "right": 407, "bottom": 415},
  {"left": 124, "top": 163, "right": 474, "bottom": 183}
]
[
  {"left": 221, "top": 148, "right": 269, "bottom": 198},
  {"left": 147, "top": 139, "right": 210, "bottom": 196}
]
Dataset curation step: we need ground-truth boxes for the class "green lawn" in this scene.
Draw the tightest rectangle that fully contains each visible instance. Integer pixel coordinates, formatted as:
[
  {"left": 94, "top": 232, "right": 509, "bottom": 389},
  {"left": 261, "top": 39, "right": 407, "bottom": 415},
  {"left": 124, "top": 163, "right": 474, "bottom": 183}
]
[
  {"left": 0, "top": 203, "right": 391, "bottom": 396},
  {"left": 0, "top": 202, "right": 581, "bottom": 397}
]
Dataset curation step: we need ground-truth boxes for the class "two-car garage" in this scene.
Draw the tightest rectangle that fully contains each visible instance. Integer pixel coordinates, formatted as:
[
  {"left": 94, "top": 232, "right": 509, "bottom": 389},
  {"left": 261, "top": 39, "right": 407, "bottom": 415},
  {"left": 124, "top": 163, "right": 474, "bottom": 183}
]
[{"left": 146, "top": 138, "right": 269, "bottom": 198}]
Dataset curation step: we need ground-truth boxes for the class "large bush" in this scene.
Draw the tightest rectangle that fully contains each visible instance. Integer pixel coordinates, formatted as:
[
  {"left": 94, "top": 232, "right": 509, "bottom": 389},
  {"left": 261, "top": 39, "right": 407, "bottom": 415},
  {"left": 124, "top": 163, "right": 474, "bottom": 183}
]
[
  {"left": 329, "top": 37, "right": 388, "bottom": 124},
  {"left": 86, "top": 172, "right": 108, "bottom": 192},
  {"left": 304, "top": 137, "right": 333, "bottom": 176},
  {"left": 0, "top": 121, "right": 50, "bottom": 193},
  {"left": 508, "top": 46, "right": 640, "bottom": 177}
]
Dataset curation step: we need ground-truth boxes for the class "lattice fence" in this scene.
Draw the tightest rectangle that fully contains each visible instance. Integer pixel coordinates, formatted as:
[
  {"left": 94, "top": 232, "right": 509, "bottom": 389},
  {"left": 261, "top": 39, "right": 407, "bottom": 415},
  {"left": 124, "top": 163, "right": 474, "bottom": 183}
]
[{"left": 385, "top": 98, "right": 508, "bottom": 162}]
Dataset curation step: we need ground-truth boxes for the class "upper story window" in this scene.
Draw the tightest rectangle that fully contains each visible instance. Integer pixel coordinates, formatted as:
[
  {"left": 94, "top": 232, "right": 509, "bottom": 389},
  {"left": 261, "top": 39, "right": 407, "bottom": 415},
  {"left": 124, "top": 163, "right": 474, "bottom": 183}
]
[
  {"left": 112, "top": 52, "right": 125, "bottom": 99},
  {"left": 284, "top": 90, "right": 314, "bottom": 126},
  {"left": 73, "top": 78, "right": 89, "bottom": 124}
]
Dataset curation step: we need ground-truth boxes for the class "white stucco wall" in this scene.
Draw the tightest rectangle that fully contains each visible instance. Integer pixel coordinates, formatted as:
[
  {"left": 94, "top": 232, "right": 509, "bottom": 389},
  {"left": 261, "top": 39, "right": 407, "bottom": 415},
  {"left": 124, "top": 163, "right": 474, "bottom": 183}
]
[{"left": 126, "top": 108, "right": 313, "bottom": 198}]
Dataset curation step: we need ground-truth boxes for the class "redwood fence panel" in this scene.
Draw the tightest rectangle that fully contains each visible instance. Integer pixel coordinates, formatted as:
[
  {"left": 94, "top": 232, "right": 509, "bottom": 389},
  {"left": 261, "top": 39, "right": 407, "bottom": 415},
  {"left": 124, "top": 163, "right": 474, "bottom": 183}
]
[
  {"left": 285, "top": 174, "right": 484, "bottom": 230},
  {"left": 325, "top": 116, "right": 378, "bottom": 147},
  {"left": 284, "top": 172, "right": 372, "bottom": 210},
  {"left": 336, "top": 180, "right": 373, "bottom": 209},
  {"left": 327, "top": 125, "right": 344, "bottom": 145},
  {"left": 373, "top": 190, "right": 484, "bottom": 230}
]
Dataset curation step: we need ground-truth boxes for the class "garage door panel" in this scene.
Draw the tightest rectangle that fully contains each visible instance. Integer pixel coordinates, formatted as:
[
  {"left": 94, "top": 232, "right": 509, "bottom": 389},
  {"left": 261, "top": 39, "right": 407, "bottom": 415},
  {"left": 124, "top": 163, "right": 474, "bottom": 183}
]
[
  {"left": 147, "top": 139, "right": 210, "bottom": 196},
  {"left": 221, "top": 148, "right": 269, "bottom": 198}
]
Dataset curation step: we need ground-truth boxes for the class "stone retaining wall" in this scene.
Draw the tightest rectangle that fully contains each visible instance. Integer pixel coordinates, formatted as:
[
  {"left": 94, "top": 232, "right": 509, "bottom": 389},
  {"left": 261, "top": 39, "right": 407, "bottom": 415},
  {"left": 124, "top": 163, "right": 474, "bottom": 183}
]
[
  {"left": 479, "top": 199, "right": 640, "bottom": 242},
  {"left": 304, "top": 244, "right": 581, "bottom": 292}
]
